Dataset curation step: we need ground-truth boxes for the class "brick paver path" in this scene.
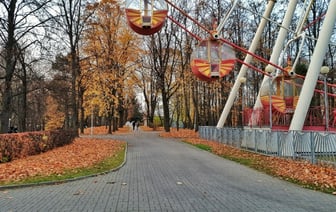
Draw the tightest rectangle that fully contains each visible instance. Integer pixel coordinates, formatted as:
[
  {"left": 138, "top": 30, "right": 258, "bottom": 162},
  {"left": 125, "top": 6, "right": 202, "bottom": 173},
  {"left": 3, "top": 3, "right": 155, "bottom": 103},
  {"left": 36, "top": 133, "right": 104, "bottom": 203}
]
[{"left": 0, "top": 131, "right": 335, "bottom": 212}]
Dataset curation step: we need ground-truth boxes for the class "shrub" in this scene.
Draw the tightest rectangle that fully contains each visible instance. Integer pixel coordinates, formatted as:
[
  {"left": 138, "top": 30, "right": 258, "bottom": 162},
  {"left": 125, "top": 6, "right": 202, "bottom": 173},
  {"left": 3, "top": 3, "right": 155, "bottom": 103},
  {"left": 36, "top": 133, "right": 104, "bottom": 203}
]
[{"left": 0, "top": 130, "right": 77, "bottom": 163}]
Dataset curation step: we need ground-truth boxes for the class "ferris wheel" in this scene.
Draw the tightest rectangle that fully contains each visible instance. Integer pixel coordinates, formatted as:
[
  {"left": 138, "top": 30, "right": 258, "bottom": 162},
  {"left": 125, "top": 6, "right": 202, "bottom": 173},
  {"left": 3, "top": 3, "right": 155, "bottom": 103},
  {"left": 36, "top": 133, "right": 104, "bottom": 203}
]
[
  {"left": 124, "top": 0, "right": 336, "bottom": 131},
  {"left": 124, "top": 0, "right": 237, "bottom": 81}
]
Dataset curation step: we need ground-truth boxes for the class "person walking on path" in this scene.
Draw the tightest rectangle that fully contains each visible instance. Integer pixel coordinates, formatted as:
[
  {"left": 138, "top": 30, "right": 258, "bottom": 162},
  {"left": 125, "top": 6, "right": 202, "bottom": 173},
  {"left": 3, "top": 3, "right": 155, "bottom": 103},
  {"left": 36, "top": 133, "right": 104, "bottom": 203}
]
[{"left": 132, "top": 121, "right": 136, "bottom": 131}]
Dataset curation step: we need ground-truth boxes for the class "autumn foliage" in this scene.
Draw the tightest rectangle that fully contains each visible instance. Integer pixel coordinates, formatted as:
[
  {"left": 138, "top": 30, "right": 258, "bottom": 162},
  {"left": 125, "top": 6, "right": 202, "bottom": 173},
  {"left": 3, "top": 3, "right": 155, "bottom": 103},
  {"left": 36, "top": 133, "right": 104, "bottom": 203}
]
[
  {"left": 161, "top": 129, "right": 336, "bottom": 193},
  {"left": 160, "top": 128, "right": 198, "bottom": 138},
  {"left": 0, "top": 137, "right": 125, "bottom": 183},
  {"left": 0, "top": 130, "right": 77, "bottom": 163},
  {"left": 140, "top": 126, "right": 164, "bottom": 131},
  {"left": 80, "top": 0, "right": 142, "bottom": 132},
  {"left": 44, "top": 96, "right": 65, "bottom": 130},
  {"left": 82, "top": 126, "right": 133, "bottom": 135}
]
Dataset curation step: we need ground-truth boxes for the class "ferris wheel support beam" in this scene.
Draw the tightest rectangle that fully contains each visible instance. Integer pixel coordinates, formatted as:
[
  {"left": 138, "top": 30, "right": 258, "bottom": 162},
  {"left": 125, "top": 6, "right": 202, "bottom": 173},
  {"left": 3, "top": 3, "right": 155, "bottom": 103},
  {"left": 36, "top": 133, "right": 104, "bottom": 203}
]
[
  {"left": 216, "top": 0, "right": 276, "bottom": 128},
  {"left": 290, "top": 0, "right": 336, "bottom": 131},
  {"left": 252, "top": 0, "right": 299, "bottom": 118}
]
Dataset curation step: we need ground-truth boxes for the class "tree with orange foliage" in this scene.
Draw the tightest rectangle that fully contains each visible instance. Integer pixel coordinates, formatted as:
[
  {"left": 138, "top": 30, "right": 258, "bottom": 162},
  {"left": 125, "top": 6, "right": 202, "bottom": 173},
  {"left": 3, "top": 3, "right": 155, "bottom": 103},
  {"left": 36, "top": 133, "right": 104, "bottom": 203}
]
[
  {"left": 81, "top": 0, "right": 143, "bottom": 133},
  {"left": 45, "top": 96, "right": 65, "bottom": 130}
]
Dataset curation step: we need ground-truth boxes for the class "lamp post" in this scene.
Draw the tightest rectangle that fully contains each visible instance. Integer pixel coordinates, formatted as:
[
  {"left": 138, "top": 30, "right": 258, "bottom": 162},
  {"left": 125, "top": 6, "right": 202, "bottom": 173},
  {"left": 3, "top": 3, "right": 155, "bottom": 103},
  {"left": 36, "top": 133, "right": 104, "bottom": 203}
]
[
  {"left": 90, "top": 94, "right": 96, "bottom": 136},
  {"left": 320, "top": 66, "right": 330, "bottom": 131},
  {"left": 8, "top": 118, "right": 11, "bottom": 132},
  {"left": 91, "top": 107, "right": 94, "bottom": 136},
  {"left": 240, "top": 77, "right": 247, "bottom": 127},
  {"left": 265, "top": 65, "right": 275, "bottom": 129}
]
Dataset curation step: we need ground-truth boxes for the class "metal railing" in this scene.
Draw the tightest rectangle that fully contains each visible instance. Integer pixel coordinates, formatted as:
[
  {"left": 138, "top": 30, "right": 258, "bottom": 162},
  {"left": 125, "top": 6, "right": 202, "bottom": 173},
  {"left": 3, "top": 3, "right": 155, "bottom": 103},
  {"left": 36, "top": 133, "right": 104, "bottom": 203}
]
[{"left": 199, "top": 126, "right": 336, "bottom": 165}]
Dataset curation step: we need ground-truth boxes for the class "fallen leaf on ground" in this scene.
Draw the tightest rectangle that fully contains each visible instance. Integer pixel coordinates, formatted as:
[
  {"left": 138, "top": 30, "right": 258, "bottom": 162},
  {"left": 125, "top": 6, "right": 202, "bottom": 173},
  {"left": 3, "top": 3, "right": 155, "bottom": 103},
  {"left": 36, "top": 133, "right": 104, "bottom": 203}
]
[{"left": 0, "top": 137, "right": 125, "bottom": 183}]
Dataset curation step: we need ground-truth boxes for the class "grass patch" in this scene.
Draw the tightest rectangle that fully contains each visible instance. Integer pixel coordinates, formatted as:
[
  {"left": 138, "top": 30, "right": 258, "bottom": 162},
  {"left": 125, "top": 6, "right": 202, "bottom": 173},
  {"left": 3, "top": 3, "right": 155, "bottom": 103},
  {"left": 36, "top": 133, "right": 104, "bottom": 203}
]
[
  {"left": 316, "top": 156, "right": 336, "bottom": 163},
  {"left": 0, "top": 145, "right": 126, "bottom": 187},
  {"left": 194, "top": 143, "right": 212, "bottom": 151},
  {"left": 189, "top": 142, "right": 274, "bottom": 174},
  {"left": 220, "top": 154, "right": 275, "bottom": 175}
]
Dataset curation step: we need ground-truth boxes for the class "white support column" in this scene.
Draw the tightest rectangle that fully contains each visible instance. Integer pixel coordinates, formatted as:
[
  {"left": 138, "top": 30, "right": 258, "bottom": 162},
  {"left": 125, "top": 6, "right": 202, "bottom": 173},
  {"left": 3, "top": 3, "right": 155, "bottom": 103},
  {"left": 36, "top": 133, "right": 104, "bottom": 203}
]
[
  {"left": 289, "top": 0, "right": 336, "bottom": 131},
  {"left": 253, "top": 0, "right": 298, "bottom": 114},
  {"left": 216, "top": 0, "right": 276, "bottom": 128}
]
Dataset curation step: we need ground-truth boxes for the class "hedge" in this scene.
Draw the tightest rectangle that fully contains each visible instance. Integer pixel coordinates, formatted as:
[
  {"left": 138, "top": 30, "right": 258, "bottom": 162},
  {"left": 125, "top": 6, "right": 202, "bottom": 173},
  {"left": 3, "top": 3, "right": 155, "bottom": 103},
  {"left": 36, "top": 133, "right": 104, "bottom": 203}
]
[{"left": 0, "top": 130, "right": 77, "bottom": 163}]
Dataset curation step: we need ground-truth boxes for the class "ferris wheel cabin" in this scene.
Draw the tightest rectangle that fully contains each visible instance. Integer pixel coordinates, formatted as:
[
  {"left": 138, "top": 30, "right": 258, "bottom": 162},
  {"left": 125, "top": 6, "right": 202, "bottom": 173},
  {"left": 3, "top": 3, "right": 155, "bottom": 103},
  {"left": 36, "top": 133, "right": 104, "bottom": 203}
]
[
  {"left": 191, "top": 39, "right": 236, "bottom": 81},
  {"left": 260, "top": 63, "right": 301, "bottom": 114},
  {"left": 125, "top": 0, "right": 168, "bottom": 35}
]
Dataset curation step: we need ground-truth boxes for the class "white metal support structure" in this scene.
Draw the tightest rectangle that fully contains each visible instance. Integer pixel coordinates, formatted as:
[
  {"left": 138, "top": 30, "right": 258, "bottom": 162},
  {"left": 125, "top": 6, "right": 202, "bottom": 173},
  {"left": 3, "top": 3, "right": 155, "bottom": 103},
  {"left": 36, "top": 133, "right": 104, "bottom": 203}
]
[
  {"left": 290, "top": 0, "right": 336, "bottom": 131},
  {"left": 277, "top": 0, "right": 313, "bottom": 75},
  {"left": 216, "top": 0, "right": 276, "bottom": 128},
  {"left": 252, "top": 0, "right": 299, "bottom": 118}
]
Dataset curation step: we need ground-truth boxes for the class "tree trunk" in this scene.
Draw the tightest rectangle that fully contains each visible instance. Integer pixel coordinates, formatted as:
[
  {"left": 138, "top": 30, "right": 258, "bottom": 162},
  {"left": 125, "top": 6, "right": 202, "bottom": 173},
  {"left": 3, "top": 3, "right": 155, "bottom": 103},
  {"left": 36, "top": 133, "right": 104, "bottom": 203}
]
[
  {"left": 161, "top": 86, "right": 170, "bottom": 132},
  {"left": 1, "top": 81, "right": 12, "bottom": 133},
  {"left": 19, "top": 54, "right": 28, "bottom": 132},
  {"left": 70, "top": 50, "right": 79, "bottom": 134},
  {"left": 1, "top": 1, "right": 16, "bottom": 133},
  {"left": 183, "top": 80, "right": 192, "bottom": 129},
  {"left": 176, "top": 96, "right": 180, "bottom": 131},
  {"left": 107, "top": 110, "right": 113, "bottom": 134},
  {"left": 119, "top": 109, "right": 125, "bottom": 128},
  {"left": 78, "top": 84, "right": 86, "bottom": 134},
  {"left": 192, "top": 81, "right": 199, "bottom": 132}
]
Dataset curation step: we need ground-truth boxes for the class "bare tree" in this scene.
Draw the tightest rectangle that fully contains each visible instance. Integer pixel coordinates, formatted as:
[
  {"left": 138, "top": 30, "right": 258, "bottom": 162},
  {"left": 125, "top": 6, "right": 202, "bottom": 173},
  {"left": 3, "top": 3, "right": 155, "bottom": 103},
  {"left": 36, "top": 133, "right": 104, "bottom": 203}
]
[
  {"left": 0, "top": 0, "right": 53, "bottom": 133},
  {"left": 135, "top": 65, "right": 159, "bottom": 128},
  {"left": 148, "top": 17, "right": 182, "bottom": 132},
  {"left": 51, "top": 0, "right": 97, "bottom": 133}
]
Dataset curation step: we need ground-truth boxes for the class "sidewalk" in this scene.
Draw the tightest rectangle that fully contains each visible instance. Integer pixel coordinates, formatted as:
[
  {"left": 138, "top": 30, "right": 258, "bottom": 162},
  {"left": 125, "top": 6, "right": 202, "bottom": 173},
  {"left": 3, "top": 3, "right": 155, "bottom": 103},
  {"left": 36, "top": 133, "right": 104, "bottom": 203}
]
[{"left": 0, "top": 131, "right": 335, "bottom": 212}]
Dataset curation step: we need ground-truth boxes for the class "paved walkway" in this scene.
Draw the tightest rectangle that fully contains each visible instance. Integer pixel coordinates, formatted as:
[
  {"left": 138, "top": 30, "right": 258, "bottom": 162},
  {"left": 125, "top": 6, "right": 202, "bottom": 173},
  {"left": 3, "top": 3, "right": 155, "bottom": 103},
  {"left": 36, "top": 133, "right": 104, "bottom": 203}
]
[{"left": 0, "top": 131, "right": 335, "bottom": 212}]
